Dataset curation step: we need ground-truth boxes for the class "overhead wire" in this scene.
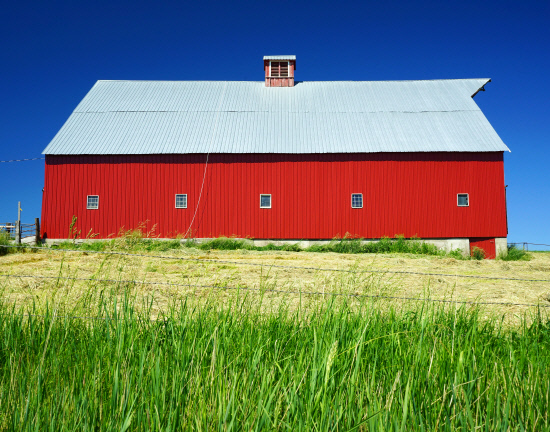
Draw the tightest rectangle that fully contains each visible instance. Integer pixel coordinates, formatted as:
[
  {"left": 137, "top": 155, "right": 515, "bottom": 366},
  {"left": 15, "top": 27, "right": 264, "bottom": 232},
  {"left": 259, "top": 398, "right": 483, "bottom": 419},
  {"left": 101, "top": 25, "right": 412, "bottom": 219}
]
[{"left": 0, "top": 157, "right": 45, "bottom": 163}]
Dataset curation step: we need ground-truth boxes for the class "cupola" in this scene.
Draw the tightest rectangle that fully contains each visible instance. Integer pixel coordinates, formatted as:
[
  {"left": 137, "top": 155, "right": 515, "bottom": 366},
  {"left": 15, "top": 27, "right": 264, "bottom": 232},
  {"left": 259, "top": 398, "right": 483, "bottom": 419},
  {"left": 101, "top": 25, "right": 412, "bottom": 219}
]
[{"left": 264, "top": 55, "right": 296, "bottom": 87}]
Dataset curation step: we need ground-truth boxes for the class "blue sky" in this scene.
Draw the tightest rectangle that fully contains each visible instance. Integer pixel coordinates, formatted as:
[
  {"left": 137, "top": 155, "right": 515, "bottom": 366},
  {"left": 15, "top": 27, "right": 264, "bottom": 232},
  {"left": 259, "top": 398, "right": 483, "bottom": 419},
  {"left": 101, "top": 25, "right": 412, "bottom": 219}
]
[{"left": 1, "top": 0, "right": 548, "bottom": 248}]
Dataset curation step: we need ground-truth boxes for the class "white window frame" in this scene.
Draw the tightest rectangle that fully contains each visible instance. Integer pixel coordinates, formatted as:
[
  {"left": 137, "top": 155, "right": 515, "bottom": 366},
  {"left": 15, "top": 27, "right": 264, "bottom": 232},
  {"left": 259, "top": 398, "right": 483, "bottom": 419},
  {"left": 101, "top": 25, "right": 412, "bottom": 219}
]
[
  {"left": 351, "top": 193, "right": 363, "bottom": 209},
  {"left": 269, "top": 61, "right": 289, "bottom": 78},
  {"left": 457, "top": 193, "right": 469, "bottom": 207},
  {"left": 260, "top": 194, "right": 272, "bottom": 209},
  {"left": 175, "top": 194, "right": 188, "bottom": 209},
  {"left": 87, "top": 195, "right": 99, "bottom": 210}
]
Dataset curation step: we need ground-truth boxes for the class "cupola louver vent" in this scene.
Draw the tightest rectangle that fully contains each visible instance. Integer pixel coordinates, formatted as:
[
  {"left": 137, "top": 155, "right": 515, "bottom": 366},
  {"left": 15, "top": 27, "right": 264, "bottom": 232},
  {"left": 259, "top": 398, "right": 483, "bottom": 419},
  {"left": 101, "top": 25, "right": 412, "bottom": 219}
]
[{"left": 264, "top": 55, "right": 296, "bottom": 87}]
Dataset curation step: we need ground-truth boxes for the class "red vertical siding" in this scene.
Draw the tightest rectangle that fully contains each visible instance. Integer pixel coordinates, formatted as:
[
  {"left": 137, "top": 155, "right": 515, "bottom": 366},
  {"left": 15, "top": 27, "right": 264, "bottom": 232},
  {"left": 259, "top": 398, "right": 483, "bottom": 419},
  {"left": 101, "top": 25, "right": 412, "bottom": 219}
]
[{"left": 41, "top": 153, "right": 507, "bottom": 240}]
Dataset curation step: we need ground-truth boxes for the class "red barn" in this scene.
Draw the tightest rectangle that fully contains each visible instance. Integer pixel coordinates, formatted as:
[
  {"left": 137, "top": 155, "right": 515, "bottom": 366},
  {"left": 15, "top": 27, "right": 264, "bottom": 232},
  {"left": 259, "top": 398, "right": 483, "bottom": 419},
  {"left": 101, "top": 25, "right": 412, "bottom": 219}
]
[{"left": 42, "top": 55, "right": 510, "bottom": 257}]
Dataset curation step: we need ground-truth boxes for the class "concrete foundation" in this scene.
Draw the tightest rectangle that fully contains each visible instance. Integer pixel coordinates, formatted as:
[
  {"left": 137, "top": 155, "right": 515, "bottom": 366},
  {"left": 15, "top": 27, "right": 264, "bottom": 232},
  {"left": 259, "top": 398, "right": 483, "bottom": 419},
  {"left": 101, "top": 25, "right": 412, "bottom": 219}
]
[
  {"left": 236, "top": 238, "right": 471, "bottom": 254},
  {"left": 424, "top": 238, "right": 471, "bottom": 255},
  {"left": 495, "top": 237, "right": 508, "bottom": 256},
  {"left": 21, "top": 236, "right": 39, "bottom": 245}
]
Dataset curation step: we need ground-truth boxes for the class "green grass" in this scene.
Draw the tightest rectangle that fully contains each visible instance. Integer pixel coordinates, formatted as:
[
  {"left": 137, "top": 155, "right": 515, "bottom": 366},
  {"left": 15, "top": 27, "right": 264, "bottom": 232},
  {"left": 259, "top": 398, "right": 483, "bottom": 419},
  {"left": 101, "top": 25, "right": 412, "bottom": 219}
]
[
  {"left": 0, "top": 231, "right": 40, "bottom": 257},
  {"left": 471, "top": 246, "right": 486, "bottom": 260},
  {"left": 0, "top": 231, "right": 12, "bottom": 256},
  {"left": 51, "top": 235, "right": 448, "bottom": 256},
  {"left": 1, "top": 291, "right": 549, "bottom": 430},
  {"left": 47, "top": 235, "right": 535, "bottom": 261},
  {"left": 499, "top": 245, "right": 531, "bottom": 261}
]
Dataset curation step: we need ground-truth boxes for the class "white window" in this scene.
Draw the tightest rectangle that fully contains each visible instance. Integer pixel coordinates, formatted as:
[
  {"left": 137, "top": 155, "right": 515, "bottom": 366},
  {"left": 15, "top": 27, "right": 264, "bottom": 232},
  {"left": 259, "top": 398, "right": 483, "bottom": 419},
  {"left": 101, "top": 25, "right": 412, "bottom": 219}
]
[
  {"left": 260, "top": 194, "right": 271, "bottom": 209},
  {"left": 351, "top": 193, "right": 363, "bottom": 209},
  {"left": 270, "top": 61, "right": 289, "bottom": 77},
  {"left": 175, "top": 194, "right": 187, "bottom": 209},
  {"left": 457, "top": 193, "right": 469, "bottom": 207},
  {"left": 87, "top": 195, "right": 99, "bottom": 210}
]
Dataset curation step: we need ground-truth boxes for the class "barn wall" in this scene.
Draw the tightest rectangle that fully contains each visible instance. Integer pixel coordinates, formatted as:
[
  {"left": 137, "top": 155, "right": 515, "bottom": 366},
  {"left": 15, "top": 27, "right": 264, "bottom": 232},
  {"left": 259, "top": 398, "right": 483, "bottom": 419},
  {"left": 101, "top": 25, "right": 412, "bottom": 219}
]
[{"left": 41, "top": 153, "right": 507, "bottom": 240}]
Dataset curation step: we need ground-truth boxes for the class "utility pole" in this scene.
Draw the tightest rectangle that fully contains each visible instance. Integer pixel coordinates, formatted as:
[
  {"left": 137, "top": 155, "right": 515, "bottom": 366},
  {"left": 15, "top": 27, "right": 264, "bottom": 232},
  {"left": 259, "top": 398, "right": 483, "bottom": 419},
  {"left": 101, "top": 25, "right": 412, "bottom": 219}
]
[
  {"left": 15, "top": 202, "right": 21, "bottom": 244},
  {"left": 35, "top": 217, "right": 40, "bottom": 244}
]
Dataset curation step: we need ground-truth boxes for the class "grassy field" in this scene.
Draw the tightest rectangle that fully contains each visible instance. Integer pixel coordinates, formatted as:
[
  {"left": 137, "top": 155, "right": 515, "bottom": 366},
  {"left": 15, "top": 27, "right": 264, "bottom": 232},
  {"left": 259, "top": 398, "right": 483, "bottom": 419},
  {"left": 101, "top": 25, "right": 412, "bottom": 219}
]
[
  {"left": 1, "top": 291, "right": 550, "bottom": 430},
  {"left": 1, "top": 241, "right": 548, "bottom": 320},
  {"left": 1, "top": 242, "right": 550, "bottom": 430}
]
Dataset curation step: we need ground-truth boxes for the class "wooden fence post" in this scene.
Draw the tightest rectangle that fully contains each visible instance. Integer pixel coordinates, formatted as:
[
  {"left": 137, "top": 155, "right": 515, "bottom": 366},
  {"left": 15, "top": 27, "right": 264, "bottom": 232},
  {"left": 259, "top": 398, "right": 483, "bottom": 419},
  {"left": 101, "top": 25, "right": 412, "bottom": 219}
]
[
  {"left": 15, "top": 221, "right": 21, "bottom": 244},
  {"left": 35, "top": 218, "right": 40, "bottom": 244}
]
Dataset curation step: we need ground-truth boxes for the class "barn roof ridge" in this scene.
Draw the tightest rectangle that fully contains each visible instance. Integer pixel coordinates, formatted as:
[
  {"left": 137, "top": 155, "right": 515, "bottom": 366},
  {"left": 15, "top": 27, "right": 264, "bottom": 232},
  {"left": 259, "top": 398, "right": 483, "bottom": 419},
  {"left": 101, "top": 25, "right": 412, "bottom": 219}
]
[
  {"left": 71, "top": 109, "right": 484, "bottom": 114},
  {"left": 93, "top": 78, "right": 490, "bottom": 83}
]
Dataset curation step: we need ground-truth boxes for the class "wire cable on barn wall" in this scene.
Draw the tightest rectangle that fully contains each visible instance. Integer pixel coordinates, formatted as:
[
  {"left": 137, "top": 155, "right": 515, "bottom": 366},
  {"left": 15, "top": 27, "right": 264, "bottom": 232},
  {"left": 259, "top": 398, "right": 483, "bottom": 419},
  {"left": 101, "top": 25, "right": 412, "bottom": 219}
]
[{"left": 183, "top": 81, "right": 228, "bottom": 239}]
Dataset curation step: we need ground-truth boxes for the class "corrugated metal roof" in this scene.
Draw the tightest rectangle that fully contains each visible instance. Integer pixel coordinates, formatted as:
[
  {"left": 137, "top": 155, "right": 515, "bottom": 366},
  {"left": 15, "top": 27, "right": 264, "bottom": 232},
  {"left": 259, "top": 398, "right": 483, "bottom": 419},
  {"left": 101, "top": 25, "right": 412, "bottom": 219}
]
[
  {"left": 263, "top": 55, "right": 296, "bottom": 60},
  {"left": 43, "top": 79, "right": 510, "bottom": 155}
]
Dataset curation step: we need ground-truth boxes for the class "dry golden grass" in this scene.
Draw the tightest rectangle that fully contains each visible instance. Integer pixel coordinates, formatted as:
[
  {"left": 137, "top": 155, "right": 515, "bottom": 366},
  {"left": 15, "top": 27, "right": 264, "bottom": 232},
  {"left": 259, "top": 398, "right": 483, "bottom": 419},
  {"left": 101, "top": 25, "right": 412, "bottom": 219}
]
[{"left": 1, "top": 248, "right": 549, "bottom": 322}]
